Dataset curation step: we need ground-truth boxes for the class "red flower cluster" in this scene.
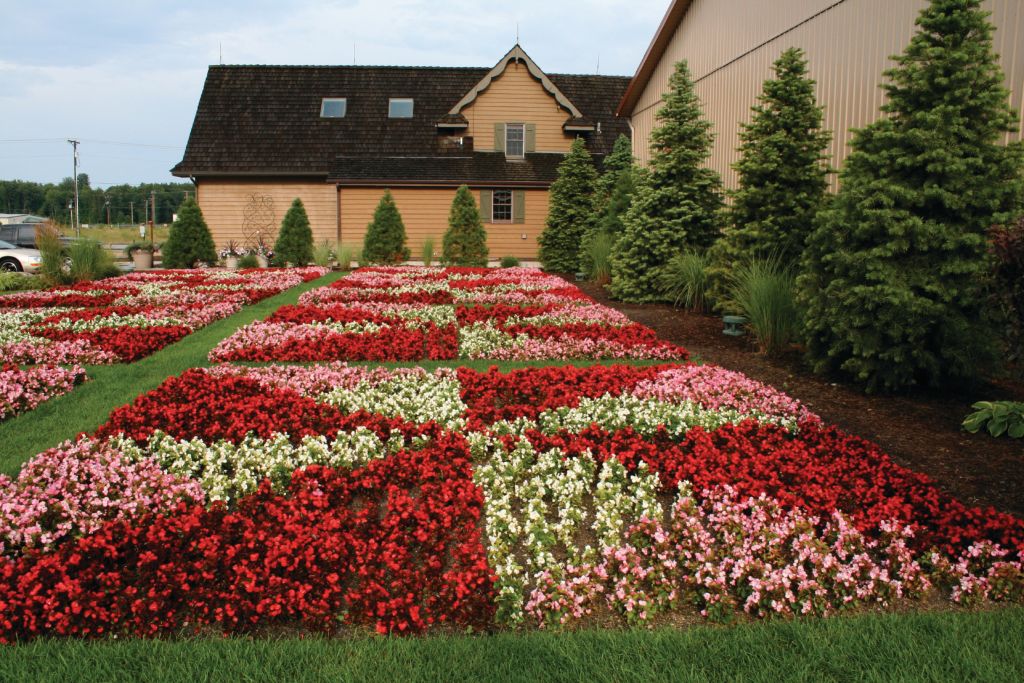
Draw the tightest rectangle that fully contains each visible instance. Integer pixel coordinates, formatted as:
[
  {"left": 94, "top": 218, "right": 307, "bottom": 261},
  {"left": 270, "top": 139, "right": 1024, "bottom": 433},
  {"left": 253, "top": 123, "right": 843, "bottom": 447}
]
[
  {"left": 457, "top": 364, "right": 672, "bottom": 428},
  {"left": 95, "top": 369, "right": 438, "bottom": 446},
  {"left": 32, "top": 325, "right": 193, "bottom": 362},
  {"left": 0, "top": 437, "right": 494, "bottom": 642},
  {"left": 522, "top": 421, "right": 1024, "bottom": 556}
]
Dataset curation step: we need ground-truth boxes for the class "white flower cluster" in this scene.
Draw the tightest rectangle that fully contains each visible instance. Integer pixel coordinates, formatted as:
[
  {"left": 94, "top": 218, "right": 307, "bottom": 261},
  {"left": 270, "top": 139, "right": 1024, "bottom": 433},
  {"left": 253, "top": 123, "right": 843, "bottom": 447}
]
[
  {"left": 113, "top": 428, "right": 401, "bottom": 503},
  {"left": 320, "top": 372, "right": 467, "bottom": 429},
  {"left": 535, "top": 394, "right": 800, "bottom": 437},
  {"left": 0, "top": 311, "right": 49, "bottom": 345},
  {"left": 472, "top": 434, "right": 663, "bottom": 625}
]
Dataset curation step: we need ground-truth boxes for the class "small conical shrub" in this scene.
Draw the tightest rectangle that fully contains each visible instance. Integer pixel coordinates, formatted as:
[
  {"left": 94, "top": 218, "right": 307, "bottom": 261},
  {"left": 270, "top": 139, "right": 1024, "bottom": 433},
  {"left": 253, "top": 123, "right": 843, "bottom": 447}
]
[
  {"left": 362, "top": 190, "right": 410, "bottom": 264},
  {"left": 162, "top": 198, "right": 216, "bottom": 268},
  {"left": 273, "top": 198, "right": 314, "bottom": 266},
  {"left": 442, "top": 185, "right": 488, "bottom": 266}
]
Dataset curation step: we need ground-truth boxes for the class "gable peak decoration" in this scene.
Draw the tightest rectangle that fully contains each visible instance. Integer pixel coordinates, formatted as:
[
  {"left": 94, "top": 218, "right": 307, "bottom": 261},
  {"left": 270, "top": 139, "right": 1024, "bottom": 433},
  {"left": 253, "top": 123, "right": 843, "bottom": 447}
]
[{"left": 448, "top": 44, "right": 584, "bottom": 119}]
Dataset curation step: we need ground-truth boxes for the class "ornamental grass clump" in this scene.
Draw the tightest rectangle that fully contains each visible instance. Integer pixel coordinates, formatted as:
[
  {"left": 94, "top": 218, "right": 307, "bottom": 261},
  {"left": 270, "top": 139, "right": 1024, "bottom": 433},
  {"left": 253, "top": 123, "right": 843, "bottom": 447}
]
[
  {"left": 584, "top": 232, "right": 613, "bottom": 284},
  {"left": 728, "top": 257, "right": 799, "bottom": 355},
  {"left": 311, "top": 240, "right": 335, "bottom": 268},
  {"left": 67, "top": 239, "right": 119, "bottom": 282},
  {"left": 659, "top": 250, "right": 710, "bottom": 312}
]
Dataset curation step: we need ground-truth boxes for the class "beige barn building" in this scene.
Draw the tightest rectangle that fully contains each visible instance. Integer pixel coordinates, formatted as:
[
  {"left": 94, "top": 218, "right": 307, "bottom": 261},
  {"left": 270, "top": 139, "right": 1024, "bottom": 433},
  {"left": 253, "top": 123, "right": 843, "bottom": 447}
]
[
  {"left": 619, "top": 0, "right": 1024, "bottom": 189},
  {"left": 173, "top": 46, "right": 630, "bottom": 260}
]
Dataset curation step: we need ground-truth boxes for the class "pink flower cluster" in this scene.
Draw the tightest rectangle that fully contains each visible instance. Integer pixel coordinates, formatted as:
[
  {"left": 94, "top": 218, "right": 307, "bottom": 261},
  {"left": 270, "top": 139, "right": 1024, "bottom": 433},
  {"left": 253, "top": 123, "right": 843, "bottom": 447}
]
[
  {"left": 525, "top": 485, "right": 932, "bottom": 627},
  {"left": 631, "top": 364, "right": 820, "bottom": 425},
  {"left": 0, "top": 438, "right": 204, "bottom": 556},
  {"left": 0, "top": 364, "right": 87, "bottom": 421}
]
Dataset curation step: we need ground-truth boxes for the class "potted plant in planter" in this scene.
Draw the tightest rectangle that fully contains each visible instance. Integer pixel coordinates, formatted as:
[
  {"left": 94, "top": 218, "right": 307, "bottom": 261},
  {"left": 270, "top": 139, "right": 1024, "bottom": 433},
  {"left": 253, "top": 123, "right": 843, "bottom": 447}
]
[
  {"left": 250, "top": 237, "right": 274, "bottom": 268},
  {"left": 125, "top": 242, "right": 156, "bottom": 271},
  {"left": 219, "top": 241, "right": 244, "bottom": 269}
]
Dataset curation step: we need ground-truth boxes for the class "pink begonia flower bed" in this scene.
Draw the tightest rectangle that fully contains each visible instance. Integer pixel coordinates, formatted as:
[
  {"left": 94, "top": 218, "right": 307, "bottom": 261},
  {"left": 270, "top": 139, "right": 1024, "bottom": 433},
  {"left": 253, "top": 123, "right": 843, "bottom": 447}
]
[{"left": 0, "top": 364, "right": 87, "bottom": 422}]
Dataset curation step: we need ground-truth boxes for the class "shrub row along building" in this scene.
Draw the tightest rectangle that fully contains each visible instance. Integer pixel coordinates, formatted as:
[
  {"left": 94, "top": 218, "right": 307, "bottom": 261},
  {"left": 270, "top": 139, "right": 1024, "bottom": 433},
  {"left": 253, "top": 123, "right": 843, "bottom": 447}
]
[{"left": 173, "top": 0, "right": 1024, "bottom": 260}]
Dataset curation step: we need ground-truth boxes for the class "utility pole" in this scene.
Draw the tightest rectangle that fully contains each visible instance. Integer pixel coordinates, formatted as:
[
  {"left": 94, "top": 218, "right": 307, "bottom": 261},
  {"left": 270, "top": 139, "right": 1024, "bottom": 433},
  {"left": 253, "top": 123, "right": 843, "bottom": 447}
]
[
  {"left": 129, "top": 201, "right": 134, "bottom": 224},
  {"left": 104, "top": 194, "right": 111, "bottom": 225},
  {"left": 150, "top": 191, "right": 156, "bottom": 248},
  {"left": 67, "top": 139, "right": 80, "bottom": 236}
]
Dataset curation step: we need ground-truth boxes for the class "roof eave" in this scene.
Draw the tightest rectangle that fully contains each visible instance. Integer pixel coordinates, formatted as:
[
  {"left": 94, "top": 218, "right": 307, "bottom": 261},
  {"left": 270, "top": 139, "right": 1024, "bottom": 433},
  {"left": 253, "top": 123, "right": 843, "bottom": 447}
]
[
  {"left": 332, "top": 179, "right": 552, "bottom": 188},
  {"left": 616, "top": 0, "right": 694, "bottom": 117}
]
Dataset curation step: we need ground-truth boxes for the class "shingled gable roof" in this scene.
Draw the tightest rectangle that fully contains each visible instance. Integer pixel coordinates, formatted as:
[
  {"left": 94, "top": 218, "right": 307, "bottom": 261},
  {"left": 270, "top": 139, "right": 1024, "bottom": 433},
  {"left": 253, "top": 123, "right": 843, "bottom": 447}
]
[{"left": 172, "top": 48, "right": 632, "bottom": 185}]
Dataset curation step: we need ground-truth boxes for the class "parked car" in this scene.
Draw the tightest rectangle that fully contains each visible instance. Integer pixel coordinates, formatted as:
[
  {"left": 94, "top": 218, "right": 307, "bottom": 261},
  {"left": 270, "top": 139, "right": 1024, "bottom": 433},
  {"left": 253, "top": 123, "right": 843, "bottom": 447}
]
[
  {"left": 0, "top": 223, "right": 40, "bottom": 249},
  {"left": 0, "top": 239, "right": 43, "bottom": 273}
]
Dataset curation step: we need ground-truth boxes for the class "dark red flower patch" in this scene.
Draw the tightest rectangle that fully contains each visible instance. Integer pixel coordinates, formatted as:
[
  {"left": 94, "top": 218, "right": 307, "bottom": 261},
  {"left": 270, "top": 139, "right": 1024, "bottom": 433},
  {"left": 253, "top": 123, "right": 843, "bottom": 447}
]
[
  {"left": 0, "top": 436, "right": 495, "bottom": 642},
  {"left": 32, "top": 325, "right": 192, "bottom": 362},
  {"left": 457, "top": 364, "right": 675, "bottom": 429}
]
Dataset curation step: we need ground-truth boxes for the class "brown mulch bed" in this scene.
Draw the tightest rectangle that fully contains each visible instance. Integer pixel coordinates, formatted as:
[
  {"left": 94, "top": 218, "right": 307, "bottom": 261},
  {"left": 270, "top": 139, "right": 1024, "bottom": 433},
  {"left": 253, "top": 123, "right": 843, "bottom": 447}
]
[{"left": 573, "top": 279, "right": 1024, "bottom": 518}]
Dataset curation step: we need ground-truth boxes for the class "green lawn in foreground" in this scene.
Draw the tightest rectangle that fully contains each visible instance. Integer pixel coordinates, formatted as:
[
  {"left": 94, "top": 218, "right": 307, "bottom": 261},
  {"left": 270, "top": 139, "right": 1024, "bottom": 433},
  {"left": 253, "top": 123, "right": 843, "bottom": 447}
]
[
  {"left": 1, "top": 608, "right": 1021, "bottom": 683},
  {"left": 0, "top": 271, "right": 344, "bottom": 475}
]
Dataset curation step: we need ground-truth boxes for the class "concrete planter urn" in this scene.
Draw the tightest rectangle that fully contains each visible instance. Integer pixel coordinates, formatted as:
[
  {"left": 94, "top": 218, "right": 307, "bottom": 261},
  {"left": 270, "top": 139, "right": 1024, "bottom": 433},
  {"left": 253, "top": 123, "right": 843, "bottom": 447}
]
[{"left": 225, "top": 255, "right": 239, "bottom": 270}]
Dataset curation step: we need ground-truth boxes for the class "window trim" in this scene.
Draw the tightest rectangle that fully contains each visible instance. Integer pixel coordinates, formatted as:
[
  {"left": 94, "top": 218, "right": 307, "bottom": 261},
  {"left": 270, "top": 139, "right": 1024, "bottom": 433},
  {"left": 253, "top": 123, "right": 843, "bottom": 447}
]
[
  {"left": 505, "top": 122, "right": 525, "bottom": 159},
  {"left": 320, "top": 98, "right": 347, "bottom": 118},
  {"left": 388, "top": 98, "right": 414, "bottom": 118},
  {"left": 491, "top": 189, "right": 513, "bottom": 223}
]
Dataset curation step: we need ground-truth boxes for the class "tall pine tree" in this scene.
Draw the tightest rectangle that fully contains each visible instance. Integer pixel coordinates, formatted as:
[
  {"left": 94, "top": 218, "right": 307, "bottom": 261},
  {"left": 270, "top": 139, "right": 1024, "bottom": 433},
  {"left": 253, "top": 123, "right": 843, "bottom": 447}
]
[
  {"left": 539, "top": 137, "right": 598, "bottom": 272},
  {"left": 273, "top": 198, "right": 314, "bottom": 266},
  {"left": 580, "top": 135, "right": 636, "bottom": 273},
  {"left": 162, "top": 198, "right": 216, "bottom": 268},
  {"left": 362, "top": 190, "right": 410, "bottom": 264},
  {"left": 610, "top": 61, "right": 723, "bottom": 302},
  {"left": 800, "top": 0, "right": 1024, "bottom": 392},
  {"left": 706, "top": 48, "right": 832, "bottom": 307},
  {"left": 443, "top": 185, "right": 489, "bottom": 266}
]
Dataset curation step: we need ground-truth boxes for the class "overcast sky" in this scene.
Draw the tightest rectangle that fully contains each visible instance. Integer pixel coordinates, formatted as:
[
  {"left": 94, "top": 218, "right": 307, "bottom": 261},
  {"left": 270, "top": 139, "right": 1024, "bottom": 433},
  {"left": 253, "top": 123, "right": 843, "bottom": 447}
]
[{"left": 0, "top": 0, "right": 667, "bottom": 187}]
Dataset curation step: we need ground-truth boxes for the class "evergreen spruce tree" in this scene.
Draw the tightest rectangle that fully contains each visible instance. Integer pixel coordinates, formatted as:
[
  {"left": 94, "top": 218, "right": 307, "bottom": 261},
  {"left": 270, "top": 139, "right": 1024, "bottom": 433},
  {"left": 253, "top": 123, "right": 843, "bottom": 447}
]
[
  {"left": 610, "top": 61, "right": 724, "bottom": 302},
  {"left": 362, "top": 190, "right": 410, "bottom": 264},
  {"left": 273, "top": 198, "right": 314, "bottom": 266},
  {"left": 443, "top": 185, "right": 489, "bottom": 266},
  {"left": 538, "top": 137, "right": 598, "bottom": 272},
  {"left": 580, "top": 135, "right": 636, "bottom": 273},
  {"left": 800, "top": 0, "right": 1024, "bottom": 392},
  {"left": 595, "top": 135, "right": 634, "bottom": 208},
  {"left": 161, "top": 198, "right": 216, "bottom": 268},
  {"left": 706, "top": 48, "right": 832, "bottom": 307}
]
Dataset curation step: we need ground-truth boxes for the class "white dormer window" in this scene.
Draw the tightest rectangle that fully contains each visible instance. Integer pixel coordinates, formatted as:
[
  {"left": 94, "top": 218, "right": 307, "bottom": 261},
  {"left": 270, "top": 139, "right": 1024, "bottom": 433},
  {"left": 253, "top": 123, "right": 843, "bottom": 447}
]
[
  {"left": 389, "top": 98, "right": 414, "bottom": 118},
  {"left": 320, "top": 98, "right": 347, "bottom": 118},
  {"left": 505, "top": 123, "right": 525, "bottom": 158}
]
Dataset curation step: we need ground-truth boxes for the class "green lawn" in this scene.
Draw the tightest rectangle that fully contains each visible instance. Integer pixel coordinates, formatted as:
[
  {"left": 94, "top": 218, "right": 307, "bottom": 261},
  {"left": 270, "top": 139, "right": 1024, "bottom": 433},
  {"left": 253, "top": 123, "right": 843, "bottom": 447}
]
[
  {"left": 0, "top": 271, "right": 344, "bottom": 475},
  {"left": 2, "top": 608, "right": 1021, "bottom": 682}
]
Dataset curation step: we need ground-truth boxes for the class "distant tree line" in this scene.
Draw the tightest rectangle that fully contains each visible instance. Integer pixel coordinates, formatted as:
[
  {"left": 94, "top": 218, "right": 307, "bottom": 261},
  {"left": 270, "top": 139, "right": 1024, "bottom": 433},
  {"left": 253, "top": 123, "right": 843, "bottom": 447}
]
[{"left": 0, "top": 176, "right": 194, "bottom": 225}]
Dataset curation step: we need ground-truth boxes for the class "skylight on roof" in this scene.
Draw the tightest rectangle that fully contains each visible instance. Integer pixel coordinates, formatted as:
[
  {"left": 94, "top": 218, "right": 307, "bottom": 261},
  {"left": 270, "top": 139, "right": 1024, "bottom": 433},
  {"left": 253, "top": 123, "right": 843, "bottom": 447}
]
[
  {"left": 321, "top": 98, "right": 347, "bottom": 118},
  {"left": 389, "top": 98, "right": 414, "bottom": 118}
]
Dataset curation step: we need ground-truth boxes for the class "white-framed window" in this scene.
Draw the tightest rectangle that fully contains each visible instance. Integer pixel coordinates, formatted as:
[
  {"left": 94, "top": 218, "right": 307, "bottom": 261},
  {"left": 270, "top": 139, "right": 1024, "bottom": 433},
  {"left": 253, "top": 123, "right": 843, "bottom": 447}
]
[
  {"left": 320, "top": 98, "right": 347, "bottom": 118},
  {"left": 389, "top": 98, "right": 414, "bottom": 118},
  {"left": 492, "top": 190, "right": 513, "bottom": 222},
  {"left": 505, "top": 123, "right": 525, "bottom": 158}
]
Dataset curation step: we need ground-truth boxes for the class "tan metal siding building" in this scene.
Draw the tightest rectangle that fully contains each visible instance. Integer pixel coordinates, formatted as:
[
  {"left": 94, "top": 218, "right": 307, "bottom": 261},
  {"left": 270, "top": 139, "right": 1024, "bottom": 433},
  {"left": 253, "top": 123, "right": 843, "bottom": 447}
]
[{"left": 621, "top": 0, "right": 1024, "bottom": 190}]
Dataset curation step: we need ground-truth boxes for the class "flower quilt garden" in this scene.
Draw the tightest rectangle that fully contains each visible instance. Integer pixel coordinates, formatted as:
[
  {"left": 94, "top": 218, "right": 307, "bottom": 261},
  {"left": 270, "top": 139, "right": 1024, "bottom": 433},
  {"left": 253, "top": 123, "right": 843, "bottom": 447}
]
[
  {"left": 210, "top": 267, "right": 688, "bottom": 362},
  {"left": 0, "top": 267, "right": 327, "bottom": 422},
  {"left": 0, "top": 266, "right": 1021, "bottom": 643}
]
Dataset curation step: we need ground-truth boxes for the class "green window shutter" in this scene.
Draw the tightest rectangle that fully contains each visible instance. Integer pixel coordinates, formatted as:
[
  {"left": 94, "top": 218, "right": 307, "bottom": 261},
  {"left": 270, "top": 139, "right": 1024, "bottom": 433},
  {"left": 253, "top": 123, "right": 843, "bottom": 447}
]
[
  {"left": 513, "top": 190, "right": 525, "bottom": 224},
  {"left": 480, "top": 190, "right": 493, "bottom": 223},
  {"left": 525, "top": 124, "right": 536, "bottom": 153},
  {"left": 494, "top": 123, "right": 505, "bottom": 153}
]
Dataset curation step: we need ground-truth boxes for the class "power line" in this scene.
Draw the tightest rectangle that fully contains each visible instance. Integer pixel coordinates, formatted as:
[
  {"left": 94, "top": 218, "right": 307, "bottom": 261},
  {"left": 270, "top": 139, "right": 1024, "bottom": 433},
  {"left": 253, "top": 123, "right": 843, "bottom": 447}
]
[{"left": 0, "top": 138, "right": 183, "bottom": 149}]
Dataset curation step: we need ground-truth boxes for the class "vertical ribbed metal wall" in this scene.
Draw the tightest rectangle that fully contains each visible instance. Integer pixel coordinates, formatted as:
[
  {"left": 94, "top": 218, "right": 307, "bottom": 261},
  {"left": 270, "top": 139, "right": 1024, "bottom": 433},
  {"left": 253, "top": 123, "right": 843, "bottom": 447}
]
[{"left": 629, "top": 0, "right": 1024, "bottom": 190}]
